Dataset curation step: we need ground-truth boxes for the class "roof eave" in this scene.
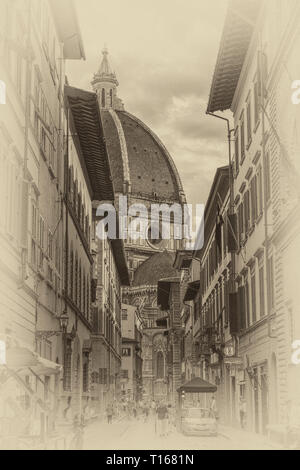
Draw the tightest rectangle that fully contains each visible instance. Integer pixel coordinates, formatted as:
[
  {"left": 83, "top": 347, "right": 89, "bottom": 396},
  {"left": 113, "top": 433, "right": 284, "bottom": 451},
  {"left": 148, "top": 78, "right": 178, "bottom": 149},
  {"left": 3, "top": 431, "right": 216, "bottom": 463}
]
[
  {"left": 207, "top": 0, "right": 261, "bottom": 114},
  {"left": 50, "top": 0, "right": 86, "bottom": 60}
]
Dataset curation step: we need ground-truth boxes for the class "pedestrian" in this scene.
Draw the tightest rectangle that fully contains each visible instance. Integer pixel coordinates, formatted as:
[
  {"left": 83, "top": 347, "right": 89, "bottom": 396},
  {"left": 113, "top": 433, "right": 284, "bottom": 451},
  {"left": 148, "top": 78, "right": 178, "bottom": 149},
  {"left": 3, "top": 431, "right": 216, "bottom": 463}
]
[
  {"left": 151, "top": 400, "right": 156, "bottom": 420},
  {"left": 209, "top": 395, "right": 217, "bottom": 418},
  {"left": 69, "top": 415, "right": 85, "bottom": 450},
  {"left": 209, "top": 395, "right": 219, "bottom": 432},
  {"left": 143, "top": 403, "right": 149, "bottom": 422},
  {"left": 167, "top": 404, "right": 173, "bottom": 434},
  {"left": 106, "top": 403, "right": 113, "bottom": 424},
  {"left": 156, "top": 402, "right": 168, "bottom": 437},
  {"left": 239, "top": 397, "right": 246, "bottom": 429},
  {"left": 132, "top": 404, "right": 137, "bottom": 419}
]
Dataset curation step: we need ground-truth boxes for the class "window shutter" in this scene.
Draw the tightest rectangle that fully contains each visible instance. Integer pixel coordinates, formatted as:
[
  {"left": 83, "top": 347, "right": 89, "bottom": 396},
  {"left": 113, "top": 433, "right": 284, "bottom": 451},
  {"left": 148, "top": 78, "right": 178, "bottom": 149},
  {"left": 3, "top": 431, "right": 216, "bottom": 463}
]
[
  {"left": 229, "top": 292, "right": 239, "bottom": 334},
  {"left": 228, "top": 213, "right": 237, "bottom": 252},
  {"left": 238, "top": 286, "right": 246, "bottom": 331}
]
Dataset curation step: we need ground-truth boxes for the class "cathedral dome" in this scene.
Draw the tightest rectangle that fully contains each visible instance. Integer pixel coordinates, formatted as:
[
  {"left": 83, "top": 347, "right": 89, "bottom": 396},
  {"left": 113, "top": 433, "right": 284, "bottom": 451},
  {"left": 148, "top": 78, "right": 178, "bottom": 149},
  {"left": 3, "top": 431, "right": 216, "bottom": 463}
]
[
  {"left": 133, "top": 251, "right": 177, "bottom": 287},
  {"left": 92, "top": 49, "right": 185, "bottom": 203}
]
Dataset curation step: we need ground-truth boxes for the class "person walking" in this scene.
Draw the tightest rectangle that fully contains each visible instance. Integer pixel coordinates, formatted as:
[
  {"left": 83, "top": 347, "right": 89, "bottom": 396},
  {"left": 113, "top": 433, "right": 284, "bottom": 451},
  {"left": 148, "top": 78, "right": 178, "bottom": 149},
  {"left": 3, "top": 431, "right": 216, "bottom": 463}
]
[
  {"left": 106, "top": 403, "right": 113, "bottom": 424},
  {"left": 239, "top": 397, "right": 247, "bottom": 429},
  {"left": 209, "top": 395, "right": 219, "bottom": 433},
  {"left": 143, "top": 403, "right": 149, "bottom": 422},
  {"left": 156, "top": 402, "right": 168, "bottom": 437}
]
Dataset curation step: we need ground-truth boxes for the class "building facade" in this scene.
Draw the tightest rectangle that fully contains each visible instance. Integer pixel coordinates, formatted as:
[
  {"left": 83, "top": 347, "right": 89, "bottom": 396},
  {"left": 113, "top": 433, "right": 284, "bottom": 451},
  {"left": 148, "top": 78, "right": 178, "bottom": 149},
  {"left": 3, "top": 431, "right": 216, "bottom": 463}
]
[
  {"left": 207, "top": 0, "right": 300, "bottom": 436},
  {"left": 0, "top": 0, "right": 86, "bottom": 446},
  {"left": 120, "top": 304, "right": 143, "bottom": 402}
]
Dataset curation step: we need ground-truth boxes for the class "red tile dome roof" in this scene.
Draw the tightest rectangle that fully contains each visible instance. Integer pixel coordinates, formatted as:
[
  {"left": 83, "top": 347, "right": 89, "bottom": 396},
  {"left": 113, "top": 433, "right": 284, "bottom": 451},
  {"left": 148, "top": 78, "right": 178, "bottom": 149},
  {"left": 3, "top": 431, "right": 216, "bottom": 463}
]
[
  {"left": 133, "top": 251, "right": 177, "bottom": 287},
  {"left": 101, "top": 109, "right": 185, "bottom": 202}
]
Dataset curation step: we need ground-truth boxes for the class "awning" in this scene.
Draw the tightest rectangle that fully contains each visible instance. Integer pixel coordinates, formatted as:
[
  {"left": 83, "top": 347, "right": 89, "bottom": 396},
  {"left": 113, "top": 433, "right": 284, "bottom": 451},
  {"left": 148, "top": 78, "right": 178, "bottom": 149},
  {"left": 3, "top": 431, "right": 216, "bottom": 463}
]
[
  {"left": 157, "top": 277, "right": 180, "bottom": 311},
  {"left": 5, "top": 347, "right": 62, "bottom": 376},
  {"left": 183, "top": 280, "right": 200, "bottom": 302},
  {"left": 177, "top": 377, "right": 217, "bottom": 393}
]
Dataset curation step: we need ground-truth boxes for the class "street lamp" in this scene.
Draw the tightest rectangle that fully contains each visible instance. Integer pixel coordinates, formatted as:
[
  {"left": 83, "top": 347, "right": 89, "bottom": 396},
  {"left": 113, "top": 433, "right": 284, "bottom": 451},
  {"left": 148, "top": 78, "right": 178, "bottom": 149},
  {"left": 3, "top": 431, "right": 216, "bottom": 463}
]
[
  {"left": 36, "top": 313, "right": 69, "bottom": 340},
  {"left": 59, "top": 312, "right": 69, "bottom": 334}
]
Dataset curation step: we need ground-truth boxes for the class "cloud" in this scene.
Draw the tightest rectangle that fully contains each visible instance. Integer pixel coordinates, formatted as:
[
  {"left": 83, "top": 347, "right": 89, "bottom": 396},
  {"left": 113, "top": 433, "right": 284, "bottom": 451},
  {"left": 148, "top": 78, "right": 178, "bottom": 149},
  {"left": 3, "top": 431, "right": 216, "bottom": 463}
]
[{"left": 67, "top": 0, "right": 229, "bottom": 208}]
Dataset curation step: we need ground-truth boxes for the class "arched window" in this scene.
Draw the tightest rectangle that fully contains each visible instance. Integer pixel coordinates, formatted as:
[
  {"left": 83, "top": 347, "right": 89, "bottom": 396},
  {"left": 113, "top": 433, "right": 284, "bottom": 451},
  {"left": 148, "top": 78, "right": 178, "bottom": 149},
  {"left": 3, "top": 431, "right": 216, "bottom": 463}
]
[
  {"left": 101, "top": 88, "right": 105, "bottom": 107},
  {"left": 156, "top": 352, "right": 164, "bottom": 379},
  {"left": 110, "top": 89, "right": 113, "bottom": 107}
]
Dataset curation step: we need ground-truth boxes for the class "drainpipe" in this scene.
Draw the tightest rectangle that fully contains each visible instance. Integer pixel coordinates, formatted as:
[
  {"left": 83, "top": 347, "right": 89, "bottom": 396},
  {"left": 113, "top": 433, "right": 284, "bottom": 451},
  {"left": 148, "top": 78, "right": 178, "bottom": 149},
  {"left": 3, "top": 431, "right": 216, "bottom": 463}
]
[{"left": 206, "top": 112, "right": 235, "bottom": 212}]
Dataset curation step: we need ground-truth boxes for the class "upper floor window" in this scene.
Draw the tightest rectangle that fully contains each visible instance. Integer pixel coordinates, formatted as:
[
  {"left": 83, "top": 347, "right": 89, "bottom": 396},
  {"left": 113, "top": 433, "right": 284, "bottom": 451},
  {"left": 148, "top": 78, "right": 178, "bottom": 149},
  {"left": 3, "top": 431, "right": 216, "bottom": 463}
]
[
  {"left": 240, "top": 113, "right": 245, "bottom": 164},
  {"left": 110, "top": 89, "right": 113, "bottom": 107},
  {"left": 234, "top": 127, "right": 239, "bottom": 176},
  {"left": 265, "top": 152, "right": 271, "bottom": 202},
  {"left": 246, "top": 94, "right": 252, "bottom": 146},
  {"left": 254, "top": 81, "right": 260, "bottom": 126},
  {"left": 101, "top": 88, "right": 105, "bottom": 108}
]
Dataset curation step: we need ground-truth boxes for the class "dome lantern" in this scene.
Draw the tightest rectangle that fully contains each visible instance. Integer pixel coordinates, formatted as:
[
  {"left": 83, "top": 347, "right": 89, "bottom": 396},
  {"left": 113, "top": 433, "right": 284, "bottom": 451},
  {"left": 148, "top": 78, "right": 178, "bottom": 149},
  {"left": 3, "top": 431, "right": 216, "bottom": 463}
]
[{"left": 92, "top": 47, "right": 124, "bottom": 110}]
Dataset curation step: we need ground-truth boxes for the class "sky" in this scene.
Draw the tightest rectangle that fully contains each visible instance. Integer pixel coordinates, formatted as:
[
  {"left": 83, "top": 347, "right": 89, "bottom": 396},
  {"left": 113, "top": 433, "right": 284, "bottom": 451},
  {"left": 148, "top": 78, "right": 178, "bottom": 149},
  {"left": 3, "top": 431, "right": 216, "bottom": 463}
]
[{"left": 67, "top": 0, "right": 230, "bottom": 208}]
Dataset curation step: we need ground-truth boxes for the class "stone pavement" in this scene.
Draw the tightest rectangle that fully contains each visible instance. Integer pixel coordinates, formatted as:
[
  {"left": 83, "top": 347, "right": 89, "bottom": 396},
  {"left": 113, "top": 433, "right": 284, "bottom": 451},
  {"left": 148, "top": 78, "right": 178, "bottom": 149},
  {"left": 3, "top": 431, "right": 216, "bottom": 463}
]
[{"left": 82, "top": 416, "right": 280, "bottom": 450}]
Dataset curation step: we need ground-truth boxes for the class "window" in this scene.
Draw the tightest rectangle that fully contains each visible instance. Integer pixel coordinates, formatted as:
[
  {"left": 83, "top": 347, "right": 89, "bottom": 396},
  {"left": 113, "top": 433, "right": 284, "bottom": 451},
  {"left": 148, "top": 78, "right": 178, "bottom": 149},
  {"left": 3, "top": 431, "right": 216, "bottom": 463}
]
[
  {"left": 101, "top": 88, "right": 105, "bottom": 108},
  {"left": 234, "top": 127, "right": 239, "bottom": 175},
  {"left": 122, "top": 347, "right": 131, "bottom": 357},
  {"left": 75, "top": 253, "right": 78, "bottom": 304},
  {"left": 48, "top": 230, "right": 53, "bottom": 260},
  {"left": 251, "top": 273, "right": 256, "bottom": 323},
  {"left": 238, "top": 202, "right": 244, "bottom": 246},
  {"left": 70, "top": 250, "right": 74, "bottom": 299},
  {"left": 250, "top": 177, "right": 257, "bottom": 225},
  {"left": 156, "top": 352, "right": 164, "bottom": 379},
  {"left": 63, "top": 340, "right": 72, "bottom": 392},
  {"left": 245, "top": 279, "right": 250, "bottom": 327},
  {"left": 122, "top": 309, "right": 128, "bottom": 321},
  {"left": 31, "top": 202, "right": 38, "bottom": 266},
  {"left": 259, "top": 265, "right": 265, "bottom": 317},
  {"left": 254, "top": 81, "right": 259, "bottom": 125},
  {"left": 110, "top": 89, "right": 113, "bottom": 107},
  {"left": 257, "top": 165, "right": 263, "bottom": 216},
  {"left": 79, "top": 262, "right": 82, "bottom": 310},
  {"left": 244, "top": 190, "right": 250, "bottom": 235},
  {"left": 82, "top": 354, "right": 89, "bottom": 393},
  {"left": 240, "top": 113, "right": 245, "bottom": 163},
  {"left": 267, "top": 256, "right": 275, "bottom": 311},
  {"left": 246, "top": 95, "right": 252, "bottom": 145},
  {"left": 39, "top": 216, "right": 45, "bottom": 268},
  {"left": 265, "top": 152, "right": 271, "bottom": 201}
]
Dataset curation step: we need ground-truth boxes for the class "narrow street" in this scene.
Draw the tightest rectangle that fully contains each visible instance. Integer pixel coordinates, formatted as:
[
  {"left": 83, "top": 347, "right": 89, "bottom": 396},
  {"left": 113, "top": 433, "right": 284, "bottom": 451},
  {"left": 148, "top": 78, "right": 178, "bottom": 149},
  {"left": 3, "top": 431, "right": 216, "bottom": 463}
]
[{"left": 83, "top": 417, "right": 279, "bottom": 451}]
